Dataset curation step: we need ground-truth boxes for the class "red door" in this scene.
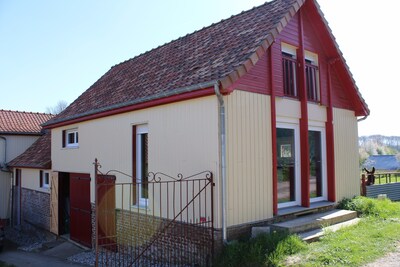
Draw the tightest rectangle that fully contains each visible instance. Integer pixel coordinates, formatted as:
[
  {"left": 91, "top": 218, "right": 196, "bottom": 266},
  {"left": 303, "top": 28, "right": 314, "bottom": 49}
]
[{"left": 70, "top": 173, "right": 92, "bottom": 248}]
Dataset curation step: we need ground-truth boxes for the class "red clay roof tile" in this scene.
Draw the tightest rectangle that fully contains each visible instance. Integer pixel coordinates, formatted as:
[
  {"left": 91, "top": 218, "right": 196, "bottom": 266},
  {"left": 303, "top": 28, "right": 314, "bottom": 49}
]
[
  {"left": 8, "top": 131, "right": 51, "bottom": 169},
  {"left": 0, "top": 110, "right": 54, "bottom": 135}
]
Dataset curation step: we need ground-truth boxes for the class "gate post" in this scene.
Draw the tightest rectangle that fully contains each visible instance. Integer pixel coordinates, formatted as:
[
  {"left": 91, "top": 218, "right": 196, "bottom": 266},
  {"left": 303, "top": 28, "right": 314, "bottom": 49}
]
[{"left": 94, "top": 158, "right": 99, "bottom": 267}]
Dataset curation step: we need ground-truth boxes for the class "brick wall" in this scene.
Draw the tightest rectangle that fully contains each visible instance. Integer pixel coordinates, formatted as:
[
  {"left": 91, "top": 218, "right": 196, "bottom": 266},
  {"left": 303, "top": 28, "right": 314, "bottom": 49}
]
[
  {"left": 21, "top": 188, "right": 50, "bottom": 230},
  {"left": 96, "top": 208, "right": 214, "bottom": 266}
]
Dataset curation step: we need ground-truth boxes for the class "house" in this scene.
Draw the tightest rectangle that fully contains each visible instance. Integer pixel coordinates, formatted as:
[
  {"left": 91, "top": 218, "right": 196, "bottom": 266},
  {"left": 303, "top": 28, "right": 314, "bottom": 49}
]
[
  {"left": 43, "top": 0, "right": 369, "bottom": 249},
  {"left": 0, "top": 110, "right": 53, "bottom": 225},
  {"left": 363, "top": 155, "right": 400, "bottom": 172},
  {"left": 8, "top": 131, "right": 52, "bottom": 230}
]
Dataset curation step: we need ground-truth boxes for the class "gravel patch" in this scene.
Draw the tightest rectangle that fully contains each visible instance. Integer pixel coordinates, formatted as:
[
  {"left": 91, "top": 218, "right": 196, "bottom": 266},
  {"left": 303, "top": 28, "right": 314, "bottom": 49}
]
[
  {"left": 68, "top": 250, "right": 96, "bottom": 266},
  {"left": 4, "top": 226, "right": 54, "bottom": 252}
]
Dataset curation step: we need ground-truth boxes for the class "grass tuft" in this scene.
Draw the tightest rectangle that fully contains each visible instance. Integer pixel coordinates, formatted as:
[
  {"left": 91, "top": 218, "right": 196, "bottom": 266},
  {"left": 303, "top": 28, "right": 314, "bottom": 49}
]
[{"left": 213, "top": 231, "right": 306, "bottom": 267}]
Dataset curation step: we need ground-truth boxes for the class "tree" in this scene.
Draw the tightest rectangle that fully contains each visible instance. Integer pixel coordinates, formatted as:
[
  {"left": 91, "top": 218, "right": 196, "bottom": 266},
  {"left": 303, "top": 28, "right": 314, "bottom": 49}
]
[{"left": 46, "top": 100, "right": 68, "bottom": 115}]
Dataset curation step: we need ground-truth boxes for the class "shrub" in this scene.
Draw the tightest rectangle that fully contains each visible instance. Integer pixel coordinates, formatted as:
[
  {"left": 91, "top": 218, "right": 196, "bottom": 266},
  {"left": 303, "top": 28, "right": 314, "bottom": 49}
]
[
  {"left": 337, "top": 196, "right": 400, "bottom": 218},
  {"left": 213, "top": 232, "right": 306, "bottom": 267}
]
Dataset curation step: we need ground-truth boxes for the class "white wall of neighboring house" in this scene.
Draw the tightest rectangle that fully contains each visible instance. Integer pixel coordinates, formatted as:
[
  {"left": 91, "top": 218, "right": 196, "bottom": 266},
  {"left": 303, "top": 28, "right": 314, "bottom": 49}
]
[{"left": 0, "top": 134, "right": 40, "bottom": 220}]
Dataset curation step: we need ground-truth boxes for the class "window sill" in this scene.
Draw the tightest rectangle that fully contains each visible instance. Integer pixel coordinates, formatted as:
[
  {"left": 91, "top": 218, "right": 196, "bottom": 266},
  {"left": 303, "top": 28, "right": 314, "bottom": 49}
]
[{"left": 131, "top": 204, "right": 150, "bottom": 212}]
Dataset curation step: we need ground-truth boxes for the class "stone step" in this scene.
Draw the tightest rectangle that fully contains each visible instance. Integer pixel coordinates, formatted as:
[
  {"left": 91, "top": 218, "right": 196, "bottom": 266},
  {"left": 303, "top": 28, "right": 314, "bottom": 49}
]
[
  {"left": 270, "top": 209, "right": 357, "bottom": 234},
  {"left": 299, "top": 217, "right": 360, "bottom": 242}
]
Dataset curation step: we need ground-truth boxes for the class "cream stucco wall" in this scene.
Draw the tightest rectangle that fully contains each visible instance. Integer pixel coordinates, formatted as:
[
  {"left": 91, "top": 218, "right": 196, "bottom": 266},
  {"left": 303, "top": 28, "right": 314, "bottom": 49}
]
[
  {"left": 333, "top": 108, "right": 360, "bottom": 200},
  {"left": 18, "top": 168, "right": 51, "bottom": 194},
  {"left": 225, "top": 90, "right": 273, "bottom": 226},
  {"left": 51, "top": 96, "right": 221, "bottom": 226}
]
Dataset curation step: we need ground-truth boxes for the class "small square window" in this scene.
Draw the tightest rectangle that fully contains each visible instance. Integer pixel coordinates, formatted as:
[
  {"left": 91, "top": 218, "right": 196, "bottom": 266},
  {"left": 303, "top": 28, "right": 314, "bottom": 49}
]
[{"left": 63, "top": 129, "right": 79, "bottom": 148}]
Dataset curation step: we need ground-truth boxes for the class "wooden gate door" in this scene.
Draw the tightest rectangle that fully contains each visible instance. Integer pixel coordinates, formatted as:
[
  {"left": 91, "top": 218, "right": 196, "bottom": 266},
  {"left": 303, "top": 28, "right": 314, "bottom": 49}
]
[
  {"left": 50, "top": 172, "right": 59, "bottom": 235},
  {"left": 70, "top": 173, "right": 92, "bottom": 248},
  {"left": 97, "top": 174, "right": 116, "bottom": 251}
]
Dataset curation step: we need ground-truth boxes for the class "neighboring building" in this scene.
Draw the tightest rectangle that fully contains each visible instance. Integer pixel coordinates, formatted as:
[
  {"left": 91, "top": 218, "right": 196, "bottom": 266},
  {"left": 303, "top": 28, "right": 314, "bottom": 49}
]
[
  {"left": 0, "top": 110, "right": 53, "bottom": 224},
  {"left": 363, "top": 155, "right": 400, "bottom": 172},
  {"left": 8, "top": 132, "right": 52, "bottom": 230},
  {"left": 44, "top": 0, "right": 369, "bottom": 247}
]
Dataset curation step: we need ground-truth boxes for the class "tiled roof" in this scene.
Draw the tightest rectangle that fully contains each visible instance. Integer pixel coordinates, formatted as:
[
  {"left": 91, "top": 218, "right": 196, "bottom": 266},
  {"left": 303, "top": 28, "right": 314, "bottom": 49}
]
[
  {"left": 45, "top": 0, "right": 368, "bottom": 127},
  {"left": 0, "top": 110, "right": 54, "bottom": 135},
  {"left": 363, "top": 155, "right": 400, "bottom": 171},
  {"left": 8, "top": 131, "right": 51, "bottom": 169},
  {"left": 46, "top": 0, "right": 302, "bottom": 126}
]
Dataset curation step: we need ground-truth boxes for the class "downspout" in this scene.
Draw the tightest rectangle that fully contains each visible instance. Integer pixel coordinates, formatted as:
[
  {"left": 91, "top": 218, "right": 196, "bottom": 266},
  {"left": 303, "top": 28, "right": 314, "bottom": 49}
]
[{"left": 214, "top": 81, "right": 228, "bottom": 244}]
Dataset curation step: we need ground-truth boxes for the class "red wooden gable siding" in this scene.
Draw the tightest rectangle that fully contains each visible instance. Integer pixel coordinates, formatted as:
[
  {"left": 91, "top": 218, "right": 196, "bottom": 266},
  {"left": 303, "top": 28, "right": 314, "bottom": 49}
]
[
  {"left": 233, "top": 3, "right": 357, "bottom": 113},
  {"left": 234, "top": 55, "right": 270, "bottom": 95}
]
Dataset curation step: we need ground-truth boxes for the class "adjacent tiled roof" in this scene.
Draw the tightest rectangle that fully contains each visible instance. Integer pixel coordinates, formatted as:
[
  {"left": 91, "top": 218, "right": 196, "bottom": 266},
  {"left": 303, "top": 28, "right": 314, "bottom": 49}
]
[
  {"left": 363, "top": 155, "right": 400, "bottom": 171},
  {"left": 8, "top": 131, "right": 51, "bottom": 169},
  {"left": 45, "top": 0, "right": 368, "bottom": 127},
  {"left": 0, "top": 110, "right": 54, "bottom": 135}
]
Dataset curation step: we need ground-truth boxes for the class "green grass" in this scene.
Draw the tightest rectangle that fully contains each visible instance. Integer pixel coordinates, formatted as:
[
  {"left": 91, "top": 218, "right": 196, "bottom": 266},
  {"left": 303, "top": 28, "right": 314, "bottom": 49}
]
[
  {"left": 213, "top": 231, "right": 306, "bottom": 267},
  {"left": 214, "top": 197, "right": 400, "bottom": 267},
  {"left": 0, "top": 261, "right": 16, "bottom": 267}
]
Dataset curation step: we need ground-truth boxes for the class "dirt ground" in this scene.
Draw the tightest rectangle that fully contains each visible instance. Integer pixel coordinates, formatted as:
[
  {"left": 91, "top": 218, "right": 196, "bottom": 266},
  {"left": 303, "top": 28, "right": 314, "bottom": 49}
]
[{"left": 362, "top": 241, "right": 400, "bottom": 267}]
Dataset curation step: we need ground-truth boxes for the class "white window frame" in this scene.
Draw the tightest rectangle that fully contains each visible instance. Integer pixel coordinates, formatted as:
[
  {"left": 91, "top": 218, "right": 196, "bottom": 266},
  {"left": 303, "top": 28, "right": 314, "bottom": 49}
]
[
  {"left": 42, "top": 171, "right": 50, "bottom": 188},
  {"left": 136, "top": 124, "right": 148, "bottom": 207},
  {"left": 66, "top": 128, "right": 79, "bottom": 148},
  {"left": 309, "top": 126, "right": 327, "bottom": 203},
  {"left": 277, "top": 122, "right": 301, "bottom": 209}
]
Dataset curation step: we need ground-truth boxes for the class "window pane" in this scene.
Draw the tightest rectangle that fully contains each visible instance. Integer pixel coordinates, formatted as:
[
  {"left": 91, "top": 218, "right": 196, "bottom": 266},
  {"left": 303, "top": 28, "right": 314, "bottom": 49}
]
[
  {"left": 68, "top": 132, "right": 75, "bottom": 144},
  {"left": 282, "top": 54, "right": 297, "bottom": 97},
  {"left": 309, "top": 130, "right": 323, "bottom": 198},
  {"left": 141, "top": 133, "right": 148, "bottom": 199},
  {"left": 277, "top": 128, "right": 296, "bottom": 203}
]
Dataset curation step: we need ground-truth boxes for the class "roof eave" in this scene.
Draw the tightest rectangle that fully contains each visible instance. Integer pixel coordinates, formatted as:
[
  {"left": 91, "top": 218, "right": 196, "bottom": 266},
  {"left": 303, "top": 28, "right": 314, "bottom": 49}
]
[{"left": 44, "top": 80, "right": 219, "bottom": 129}]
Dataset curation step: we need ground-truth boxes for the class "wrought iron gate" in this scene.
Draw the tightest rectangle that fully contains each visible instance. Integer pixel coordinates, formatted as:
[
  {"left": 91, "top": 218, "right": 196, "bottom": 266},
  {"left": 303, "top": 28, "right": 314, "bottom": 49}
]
[{"left": 94, "top": 159, "right": 215, "bottom": 266}]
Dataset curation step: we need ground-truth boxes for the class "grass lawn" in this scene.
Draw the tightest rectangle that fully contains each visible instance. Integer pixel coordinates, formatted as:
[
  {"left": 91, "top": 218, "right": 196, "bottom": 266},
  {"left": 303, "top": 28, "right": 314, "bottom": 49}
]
[
  {"left": 0, "top": 261, "right": 15, "bottom": 267},
  {"left": 213, "top": 197, "right": 400, "bottom": 267}
]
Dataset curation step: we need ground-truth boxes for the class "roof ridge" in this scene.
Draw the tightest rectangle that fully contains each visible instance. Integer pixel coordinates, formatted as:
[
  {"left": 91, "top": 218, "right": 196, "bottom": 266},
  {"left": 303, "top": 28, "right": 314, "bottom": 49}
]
[
  {"left": 110, "top": 1, "right": 275, "bottom": 70},
  {"left": 0, "top": 109, "right": 53, "bottom": 116}
]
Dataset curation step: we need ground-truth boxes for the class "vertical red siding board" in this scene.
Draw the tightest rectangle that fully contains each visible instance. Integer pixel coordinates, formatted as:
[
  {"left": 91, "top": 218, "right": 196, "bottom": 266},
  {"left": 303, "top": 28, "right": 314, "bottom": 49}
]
[
  {"left": 269, "top": 45, "right": 278, "bottom": 215},
  {"left": 271, "top": 41, "right": 284, "bottom": 96},
  {"left": 326, "top": 64, "right": 336, "bottom": 202},
  {"left": 331, "top": 67, "right": 352, "bottom": 110},
  {"left": 298, "top": 9, "right": 310, "bottom": 208}
]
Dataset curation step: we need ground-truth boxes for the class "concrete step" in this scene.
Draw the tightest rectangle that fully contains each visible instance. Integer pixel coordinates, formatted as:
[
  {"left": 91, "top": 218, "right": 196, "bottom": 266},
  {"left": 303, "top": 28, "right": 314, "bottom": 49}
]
[
  {"left": 299, "top": 217, "right": 360, "bottom": 242},
  {"left": 270, "top": 209, "right": 357, "bottom": 234}
]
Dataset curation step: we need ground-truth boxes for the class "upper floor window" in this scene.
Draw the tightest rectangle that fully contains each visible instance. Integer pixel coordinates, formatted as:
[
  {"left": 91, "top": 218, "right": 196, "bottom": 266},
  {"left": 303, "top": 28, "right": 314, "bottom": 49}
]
[
  {"left": 305, "top": 51, "right": 320, "bottom": 102},
  {"left": 282, "top": 43, "right": 298, "bottom": 98},
  {"left": 62, "top": 128, "right": 79, "bottom": 148}
]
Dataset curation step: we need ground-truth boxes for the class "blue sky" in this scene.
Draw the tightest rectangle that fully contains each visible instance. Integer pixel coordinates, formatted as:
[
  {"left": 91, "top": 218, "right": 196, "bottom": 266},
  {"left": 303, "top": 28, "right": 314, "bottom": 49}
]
[{"left": 0, "top": 0, "right": 397, "bottom": 136}]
